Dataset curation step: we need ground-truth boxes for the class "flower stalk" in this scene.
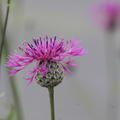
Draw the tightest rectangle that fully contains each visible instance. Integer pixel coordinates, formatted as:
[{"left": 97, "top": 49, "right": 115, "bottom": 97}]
[
  {"left": 8, "top": 76, "right": 23, "bottom": 120},
  {"left": 48, "top": 87, "right": 55, "bottom": 120},
  {"left": 0, "top": 1, "right": 24, "bottom": 120},
  {"left": 104, "top": 31, "right": 118, "bottom": 120},
  {"left": 0, "top": 0, "right": 11, "bottom": 62}
]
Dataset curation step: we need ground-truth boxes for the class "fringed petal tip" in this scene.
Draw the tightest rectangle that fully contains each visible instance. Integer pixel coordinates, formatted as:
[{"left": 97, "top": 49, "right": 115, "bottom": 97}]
[
  {"left": 61, "top": 64, "right": 71, "bottom": 73},
  {"left": 65, "top": 60, "right": 78, "bottom": 66},
  {"left": 81, "top": 49, "right": 88, "bottom": 55},
  {"left": 25, "top": 78, "right": 34, "bottom": 86},
  {"left": 8, "top": 68, "right": 23, "bottom": 76},
  {"left": 24, "top": 66, "right": 39, "bottom": 85},
  {"left": 24, "top": 73, "right": 35, "bottom": 86}
]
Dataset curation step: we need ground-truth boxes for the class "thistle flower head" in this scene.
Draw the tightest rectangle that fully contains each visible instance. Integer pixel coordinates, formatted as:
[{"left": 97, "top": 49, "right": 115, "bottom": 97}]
[
  {"left": 6, "top": 36, "right": 86, "bottom": 86},
  {"left": 92, "top": 1, "right": 120, "bottom": 30}
]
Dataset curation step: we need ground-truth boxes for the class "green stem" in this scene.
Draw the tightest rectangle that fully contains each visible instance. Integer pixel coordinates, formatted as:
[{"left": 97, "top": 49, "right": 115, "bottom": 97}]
[
  {"left": 48, "top": 87, "right": 55, "bottom": 120},
  {"left": 0, "top": 1, "right": 24, "bottom": 120},
  {"left": 0, "top": 0, "right": 11, "bottom": 62},
  {"left": 8, "top": 76, "right": 23, "bottom": 120}
]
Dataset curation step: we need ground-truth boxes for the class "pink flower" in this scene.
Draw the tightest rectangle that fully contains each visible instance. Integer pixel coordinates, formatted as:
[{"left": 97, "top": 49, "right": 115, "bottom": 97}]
[
  {"left": 92, "top": 1, "right": 120, "bottom": 30},
  {"left": 6, "top": 36, "right": 86, "bottom": 84}
]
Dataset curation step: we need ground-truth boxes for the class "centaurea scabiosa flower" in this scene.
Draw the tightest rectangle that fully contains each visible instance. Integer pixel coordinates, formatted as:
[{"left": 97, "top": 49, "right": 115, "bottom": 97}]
[
  {"left": 92, "top": 2, "right": 120, "bottom": 120},
  {"left": 92, "top": 1, "right": 120, "bottom": 31},
  {"left": 6, "top": 36, "right": 86, "bottom": 120},
  {"left": 6, "top": 36, "right": 86, "bottom": 86}
]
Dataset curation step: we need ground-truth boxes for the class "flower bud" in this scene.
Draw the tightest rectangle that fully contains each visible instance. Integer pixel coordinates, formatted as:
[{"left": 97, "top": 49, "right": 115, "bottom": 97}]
[{"left": 35, "top": 61, "right": 64, "bottom": 87}]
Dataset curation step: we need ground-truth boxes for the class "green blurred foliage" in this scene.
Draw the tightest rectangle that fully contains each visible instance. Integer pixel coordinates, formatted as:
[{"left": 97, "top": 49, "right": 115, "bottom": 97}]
[
  {"left": 7, "top": 107, "right": 17, "bottom": 120},
  {"left": 0, "top": 107, "right": 17, "bottom": 120}
]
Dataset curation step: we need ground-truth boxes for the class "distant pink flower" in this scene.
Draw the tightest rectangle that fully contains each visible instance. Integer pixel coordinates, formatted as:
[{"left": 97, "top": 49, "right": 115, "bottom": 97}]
[
  {"left": 6, "top": 36, "right": 86, "bottom": 84},
  {"left": 92, "top": 1, "right": 120, "bottom": 30}
]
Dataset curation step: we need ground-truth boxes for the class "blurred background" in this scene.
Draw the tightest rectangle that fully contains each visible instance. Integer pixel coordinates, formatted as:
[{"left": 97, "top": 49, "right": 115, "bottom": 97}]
[{"left": 0, "top": 0, "right": 120, "bottom": 120}]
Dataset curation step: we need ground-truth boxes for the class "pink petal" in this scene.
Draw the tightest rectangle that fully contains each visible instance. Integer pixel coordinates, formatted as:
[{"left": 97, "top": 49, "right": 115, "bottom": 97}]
[
  {"left": 65, "top": 60, "right": 78, "bottom": 66},
  {"left": 61, "top": 64, "right": 71, "bottom": 72}
]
